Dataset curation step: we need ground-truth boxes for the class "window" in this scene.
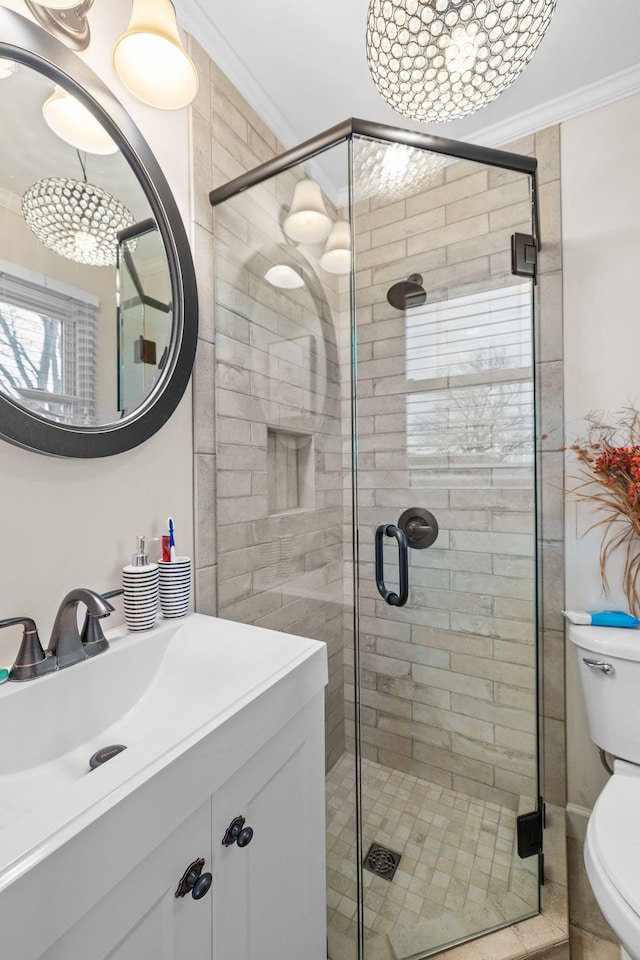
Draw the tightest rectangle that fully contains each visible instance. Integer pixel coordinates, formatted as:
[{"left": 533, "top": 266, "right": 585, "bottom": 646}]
[
  {"left": 0, "top": 261, "right": 97, "bottom": 424},
  {"left": 406, "top": 282, "right": 533, "bottom": 487}
]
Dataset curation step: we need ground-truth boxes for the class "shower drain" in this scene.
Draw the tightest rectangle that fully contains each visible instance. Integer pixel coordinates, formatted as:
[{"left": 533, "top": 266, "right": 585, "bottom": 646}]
[{"left": 363, "top": 842, "right": 402, "bottom": 881}]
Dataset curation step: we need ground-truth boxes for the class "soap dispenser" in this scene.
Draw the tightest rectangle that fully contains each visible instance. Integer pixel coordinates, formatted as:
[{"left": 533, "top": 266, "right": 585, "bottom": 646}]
[{"left": 122, "top": 535, "right": 159, "bottom": 632}]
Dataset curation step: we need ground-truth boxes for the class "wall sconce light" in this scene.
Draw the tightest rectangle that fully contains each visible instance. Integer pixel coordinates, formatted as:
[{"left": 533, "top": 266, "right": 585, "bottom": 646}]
[
  {"left": 319, "top": 221, "right": 351, "bottom": 275},
  {"left": 24, "top": 0, "right": 93, "bottom": 51},
  {"left": 43, "top": 87, "right": 117, "bottom": 154},
  {"left": 283, "top": 180, "right": 332, "bottom": 244},
  {"left": 366, "top": 0, "right": 557, "bottom": 123},
  {"left": 112, "top": 0, "right": 199, "bottom": 110},
  {"left": 264, "top": 265, "right": 305, "bottom": 289}
]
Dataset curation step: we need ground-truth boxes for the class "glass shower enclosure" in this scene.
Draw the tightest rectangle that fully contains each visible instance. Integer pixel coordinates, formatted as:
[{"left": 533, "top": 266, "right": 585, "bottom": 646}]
[{"left": 210, "top": 119, "right": 541, "bottom": 960}]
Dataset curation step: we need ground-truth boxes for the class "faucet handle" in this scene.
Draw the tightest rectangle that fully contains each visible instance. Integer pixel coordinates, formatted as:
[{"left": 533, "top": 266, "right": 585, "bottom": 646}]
[
  {"left": 80, "top": 589, "right": 121, "bottom": 658},
  {"left": 0, "top": 617, "right": 57, "bottom": 682}
]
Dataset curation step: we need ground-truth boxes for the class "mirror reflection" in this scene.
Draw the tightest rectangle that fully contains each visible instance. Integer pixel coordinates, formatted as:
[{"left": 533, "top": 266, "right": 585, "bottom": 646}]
[{"left": 0, "top": 61, "right": 172, "bottom": 427}]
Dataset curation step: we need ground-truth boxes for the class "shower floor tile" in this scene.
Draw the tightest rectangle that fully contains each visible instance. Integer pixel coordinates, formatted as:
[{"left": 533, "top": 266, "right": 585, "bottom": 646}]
[{"left": 326, "top": 754, "right": 537, "bottom": 960}]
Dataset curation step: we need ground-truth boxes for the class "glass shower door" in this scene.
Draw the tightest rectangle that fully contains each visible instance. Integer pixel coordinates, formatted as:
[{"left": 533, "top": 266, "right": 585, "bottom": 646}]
[{"left": 351, "top": 136, "right": 540, "bottom": 959}]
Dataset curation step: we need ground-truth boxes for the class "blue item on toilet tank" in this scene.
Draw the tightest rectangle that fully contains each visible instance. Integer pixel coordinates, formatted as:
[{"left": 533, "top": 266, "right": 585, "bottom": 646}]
[
  {"left": 588, "top": 610, "right": 640, "bottom": 628},
  {"left": 563, "top": 610, "right": 640, "bottom": 628}
]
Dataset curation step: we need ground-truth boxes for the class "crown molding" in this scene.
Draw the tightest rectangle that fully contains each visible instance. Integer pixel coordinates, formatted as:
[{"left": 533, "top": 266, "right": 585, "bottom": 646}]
[
  {"left": 176, "top": 0, "right": 640, "bottom": 201},
  {"left": 176, "top": 0, "right": 338, "bottom": 202},
  {"left": 460, "top": 62, "right": 640, "bottom": 151}
]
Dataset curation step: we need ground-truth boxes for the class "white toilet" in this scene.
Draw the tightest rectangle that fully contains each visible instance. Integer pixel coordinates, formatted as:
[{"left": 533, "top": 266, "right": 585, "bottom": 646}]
[{"left": 570, "top": 623, "right": 640, "bottom": 959}]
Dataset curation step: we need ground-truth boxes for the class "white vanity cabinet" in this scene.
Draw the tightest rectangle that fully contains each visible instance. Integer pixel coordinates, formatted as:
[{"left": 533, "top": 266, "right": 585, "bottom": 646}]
[
  {"left": 41, "top": 800, "right": 214, "bottom": 960},
  {"left": 0, "top": 616, "right": 327, "bottom": 960},
  {"left": 211, "top": 696, "right": 326, "bottom": 960}
]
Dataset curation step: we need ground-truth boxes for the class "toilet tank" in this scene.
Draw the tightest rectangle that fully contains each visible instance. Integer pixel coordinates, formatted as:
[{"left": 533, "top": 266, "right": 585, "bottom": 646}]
[{"left": 569, "top": 623, "right": 640, "bottom": 762}]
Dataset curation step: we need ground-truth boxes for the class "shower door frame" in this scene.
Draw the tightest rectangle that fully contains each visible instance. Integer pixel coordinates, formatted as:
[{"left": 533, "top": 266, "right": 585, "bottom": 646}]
[{"left": 210, "top": 121, "right": 543, "bottom": 960}]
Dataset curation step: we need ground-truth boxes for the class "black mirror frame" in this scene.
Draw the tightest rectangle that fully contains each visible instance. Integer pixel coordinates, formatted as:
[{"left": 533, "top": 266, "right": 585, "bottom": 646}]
[{"left": 0, "top": 8, "right": 198, "bottom": 458}]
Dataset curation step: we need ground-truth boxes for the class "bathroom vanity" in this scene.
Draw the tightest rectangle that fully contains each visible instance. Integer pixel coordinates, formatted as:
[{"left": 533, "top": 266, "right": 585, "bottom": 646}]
[{"left": 0, "top": 614, "right": 328, "bottom": 959}]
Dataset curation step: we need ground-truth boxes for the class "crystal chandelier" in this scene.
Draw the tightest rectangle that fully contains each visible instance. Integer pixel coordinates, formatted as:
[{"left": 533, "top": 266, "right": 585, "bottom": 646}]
[
  {"left": 353, "top": 139, "right": 448, "bottom": 201},
  {"left": 366, "top": 0, "right": 557, "bottom": 123},
  {"left": 22, "top": 175, "right": 134, "bottom": 267}
]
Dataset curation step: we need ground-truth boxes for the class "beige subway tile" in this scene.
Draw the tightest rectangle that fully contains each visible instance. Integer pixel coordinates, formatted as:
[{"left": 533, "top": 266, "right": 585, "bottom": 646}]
[
  {"left": 217, "top": 494, "right": 268, "bottom": 526},
  {"left": 218, "top": 572, "right": 253, "bottom": 608},
  {"left": 446, "top": 176, "right": 530, "bottom": 224},
  {"left": 451, "top": 571, "right": 533, "bottom": 601},
  {"left": 494, "top": 767, "right": 537, "bottom": 798},
  {"left": 451, "top": 692, "right": 536, "bottom": 734},
  {"left": 375, "top": 750, "right": 452, "bottom": 790},
  {"left": 195, "top": 454, "right": 216, "bottom": 568},
  {"left": 493, "top": 638, "right": 536, "bottom": 667},
  {"left": 413, "top": 740, "right": 494, "bottom": 786},
  {"left": 377, "top": 675, "right": 451, "bottom": 711},
  {"left": 411, "top": 625, "right": 493, "bottom": 658},
  {"left": 412, "top": 663, "right": 494, "bottom": 701},
  {"left": 494, "top": 597, "right": 536, "bottom": 623},
  {"left": 195, "top": 564, "right": 217, "bottom": 616},
  {"left": 412, "top": 701, "right": 494, "bottom": 743},
  {"left": 406, "top": 170, "right": 488, "bottom": 217},
  {"left": 193, "top": 338, "right": 215, "bottom": 455},
  {"left": 377, "top": 714, "right": 451, "bottom": 750},
  {"left": 451, "top": 653, "right": 535, "bottom": 690}
]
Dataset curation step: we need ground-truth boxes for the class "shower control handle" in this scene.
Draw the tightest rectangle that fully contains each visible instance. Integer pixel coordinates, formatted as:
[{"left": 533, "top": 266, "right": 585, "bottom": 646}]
[{"left": 375, "top": 524, "right": 409, "bottom": 607}]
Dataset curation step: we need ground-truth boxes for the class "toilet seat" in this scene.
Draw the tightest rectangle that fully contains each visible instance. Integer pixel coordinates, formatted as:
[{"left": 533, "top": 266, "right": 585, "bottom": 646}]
[{"left": 586, "top": 766, "right": 640, "bottom": 960}]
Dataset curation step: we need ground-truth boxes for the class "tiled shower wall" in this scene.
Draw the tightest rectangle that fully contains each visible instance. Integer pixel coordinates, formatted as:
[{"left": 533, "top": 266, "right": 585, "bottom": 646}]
[
  {"left": 346, "top": 128, "right": 564, "bottom": 813},
  {"left": 188, "top": 33, "right": 565, "bottom": 811},
  {"left": 342, "top": 141, "right": 562, "bottom": 810},
  {"left": 187, "top": 34, "right": 347, "bottom": 767},
  {"left": 213, "top": 182, "right": 347, "bottom": 771}
]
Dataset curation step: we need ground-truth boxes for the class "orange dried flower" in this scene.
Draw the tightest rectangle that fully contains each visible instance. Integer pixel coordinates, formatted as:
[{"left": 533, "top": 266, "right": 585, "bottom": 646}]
[{"left": 568, "top": 408, "right": 640, "bottom": 616}]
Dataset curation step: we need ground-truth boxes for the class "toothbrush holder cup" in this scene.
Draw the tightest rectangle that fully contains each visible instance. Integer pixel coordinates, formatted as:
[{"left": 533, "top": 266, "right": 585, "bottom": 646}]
[{"left": 158, "top": 557, "right": 191, "bottom": 619}]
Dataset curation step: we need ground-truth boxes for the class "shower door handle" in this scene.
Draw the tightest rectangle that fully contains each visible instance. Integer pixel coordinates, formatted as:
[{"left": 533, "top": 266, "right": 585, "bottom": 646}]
[{"left": 375, "top": 524, "right": 409, "bottom": 607}]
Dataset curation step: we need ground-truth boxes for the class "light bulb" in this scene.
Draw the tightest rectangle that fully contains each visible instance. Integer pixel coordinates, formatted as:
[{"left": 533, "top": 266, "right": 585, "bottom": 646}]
[
  {"left": 283, "top": 180, "right": 332, "bottom": 244},
  {"left": 264, "top": 265, "right": 305, "bottom": 289},
  {"left": 43, "top": 87, "right": 117, "bottom": 155},
  {"left": 444, "top": 25, "right": 483, "bottom": 77},
  {"left": 319, "top": 221, "right": 351, "bottom": 275},
  {"left": 113, "top": 0, "right": 198, "bottom": 110}
]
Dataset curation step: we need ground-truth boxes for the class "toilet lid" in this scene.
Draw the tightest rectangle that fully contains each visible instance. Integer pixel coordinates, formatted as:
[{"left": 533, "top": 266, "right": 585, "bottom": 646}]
[{"left": 590, "top": 773, "right": 640, "bottom": 915}]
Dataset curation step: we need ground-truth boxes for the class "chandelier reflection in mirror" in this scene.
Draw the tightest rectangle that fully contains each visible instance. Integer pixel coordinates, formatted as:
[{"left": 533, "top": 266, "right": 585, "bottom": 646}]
[
  {"left": 366, "top": 0, "right": 557, "bottom": 123},
  {"left": 21, "top": 154, "right": 135, "bottom": 267}
]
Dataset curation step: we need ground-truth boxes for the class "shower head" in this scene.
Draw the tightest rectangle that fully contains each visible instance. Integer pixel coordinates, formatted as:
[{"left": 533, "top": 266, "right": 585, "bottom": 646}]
[{"left": 386, "top": 273, "right": 426, "bottom": 311}]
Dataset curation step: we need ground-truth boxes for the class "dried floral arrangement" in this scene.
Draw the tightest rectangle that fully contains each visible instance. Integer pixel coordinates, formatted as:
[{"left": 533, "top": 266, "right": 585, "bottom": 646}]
[{"left": 568, "top": 407, "right": 640, "bottom": 616}]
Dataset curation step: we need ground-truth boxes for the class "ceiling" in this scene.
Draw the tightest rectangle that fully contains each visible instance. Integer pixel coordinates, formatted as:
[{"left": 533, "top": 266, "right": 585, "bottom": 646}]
[{"left": 174, "top": 0, "right": 640, "bottom": 197}]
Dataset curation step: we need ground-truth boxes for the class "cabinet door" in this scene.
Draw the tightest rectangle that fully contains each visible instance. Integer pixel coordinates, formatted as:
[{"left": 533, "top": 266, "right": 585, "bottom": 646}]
[
  {"left": 41, "top": 800, "right": 213, "bottom": 960},
  {"left": 212, "top": 695, "right": 326, "bottom": 960}
]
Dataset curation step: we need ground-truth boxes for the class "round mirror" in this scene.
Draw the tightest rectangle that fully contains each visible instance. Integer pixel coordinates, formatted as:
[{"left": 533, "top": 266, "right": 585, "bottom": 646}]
[{"left": 0, "top": 9, "right": 197, "bottom": 457}]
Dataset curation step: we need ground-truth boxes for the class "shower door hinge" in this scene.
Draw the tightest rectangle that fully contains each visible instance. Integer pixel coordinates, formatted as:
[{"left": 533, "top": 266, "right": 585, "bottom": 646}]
[
  {"left": 511, "top": 232, "right": 537, "bottom": 279},
  {"left": 517, "top": 797, "right": 545, "bottom": 860}
]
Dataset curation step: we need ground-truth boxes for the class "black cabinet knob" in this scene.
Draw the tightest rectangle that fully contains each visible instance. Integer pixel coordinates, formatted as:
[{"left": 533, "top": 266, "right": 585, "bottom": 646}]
[
  {"left": 237, "top": 826, "right": 253, "bottom": 848},
  {"left": 191, "top": 872, "right": 212, "bottom": 899},
  {"left": 175, "top": 858, "right": 213, "bottom": 900},
  {"left": 222, "top": 815, "right": 254, "bottom": 848}
]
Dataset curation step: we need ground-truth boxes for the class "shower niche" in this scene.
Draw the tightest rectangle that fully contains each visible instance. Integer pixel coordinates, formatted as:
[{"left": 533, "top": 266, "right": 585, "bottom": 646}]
[
  {"left": 209, "top": 119, "right": 566, "bottom": 960},
  {"left": 267, "top": 428, "right": 315, "bottom": 515}
]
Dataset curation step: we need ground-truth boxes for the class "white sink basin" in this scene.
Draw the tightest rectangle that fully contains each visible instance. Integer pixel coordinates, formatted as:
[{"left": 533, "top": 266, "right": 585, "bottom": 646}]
[{"left": 0, "top": 613, "right": 326, "bottom": 890}]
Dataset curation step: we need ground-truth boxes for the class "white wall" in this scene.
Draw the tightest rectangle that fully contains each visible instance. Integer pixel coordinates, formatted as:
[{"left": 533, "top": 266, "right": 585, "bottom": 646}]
[
  {"left": 562, "top": 92, "right": 640, "bottom": 812},
  {"left": 0, "top": 0, "right": 195, "bottom": 664}
]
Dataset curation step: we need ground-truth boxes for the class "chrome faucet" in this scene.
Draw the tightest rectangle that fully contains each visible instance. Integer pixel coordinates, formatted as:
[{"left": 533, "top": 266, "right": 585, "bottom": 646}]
[{"left": 48, "top": 588, "right": 114, "bottom": 670}]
